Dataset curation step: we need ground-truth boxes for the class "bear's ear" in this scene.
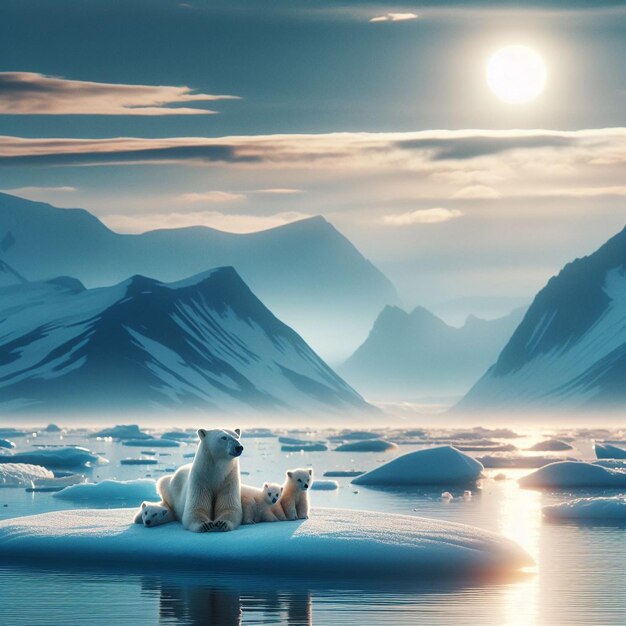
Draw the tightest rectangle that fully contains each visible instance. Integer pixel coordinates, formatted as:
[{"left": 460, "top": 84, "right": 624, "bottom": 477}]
[
  {"left": 287, "top": 471, "right": 293, "bottom": 479},
  {"left": 263, "top": 482, "right": 268, "bottom": 489},
  {"left": 280, "top": 487, "right": 284, "bottom": 493},
  {"left": 308, "top": 468, "right": 313, "bottom": 476},
  {"left": 197, "top": 428, "right": 207, "bottom": 440},
  {"left": 141, "top": 502, "right": 147, "bottom": 509},
  {"left": 234, "top": 428, "right": 241, "bottom": 438}
]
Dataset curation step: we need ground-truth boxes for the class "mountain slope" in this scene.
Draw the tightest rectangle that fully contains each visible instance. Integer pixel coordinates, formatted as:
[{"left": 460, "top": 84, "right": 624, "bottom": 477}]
[
  {"left": 458, "top": 225, "right": 626, "bottom": 411},
  {"left": 0, "top": 193, "right": 398, "bottom": 361},
  {"left": 0, "top": 267, "right": 373, "bottom": 416},
  {"left": 0, "top": 258, "right": 26, "bottom": 287},
  {"left": 338, "top": 305, "right": 524, "bottom": 401}
]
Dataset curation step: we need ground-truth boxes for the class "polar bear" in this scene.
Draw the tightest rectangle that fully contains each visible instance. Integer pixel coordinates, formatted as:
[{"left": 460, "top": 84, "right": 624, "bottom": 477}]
[
  {"left": 240, "top": 482, "right": 285, "bottom": 524},
  {"left": 157, "top": 428, "right": 244, "bottom": 532},
  {"left": 134, "top": 501, "right": 176, "bottom": 527},
  {"left": 277, "top": 468, "right": 313, "bottom": 521}
]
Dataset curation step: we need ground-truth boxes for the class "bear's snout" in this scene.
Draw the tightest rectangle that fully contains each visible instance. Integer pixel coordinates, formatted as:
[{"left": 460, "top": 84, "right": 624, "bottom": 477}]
[
  {"left": 145, "top": 519, "right": 151, "bottom": 526},
  {"left": 272, "top": 497, "right": 277, "bottom": 503},
  {"left": 232, "top": 444, "right": 244, "bottom": 457},
  {"left": 303, "top": 484, "right": 308, "bottom": 490}
]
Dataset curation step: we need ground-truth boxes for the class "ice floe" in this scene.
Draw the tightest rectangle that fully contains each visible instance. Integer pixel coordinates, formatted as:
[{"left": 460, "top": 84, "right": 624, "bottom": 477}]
[
  {"left": 0, "top": 447, "right": 105, "bottom": 469},
  {"left": 543, "top": 496, "right": 626, "bottom": 522},
  {"left": 519, "top": 461, "right": 626, "bottom": 489},
  {"left": 0, "top": 463, "right": 54, "bottom": 487},
  {"left": 53, "top": 479, "right": 158, "bottom": 503},
  {"left": 335, "top": 440, "right": 398, "bottom": 453}
]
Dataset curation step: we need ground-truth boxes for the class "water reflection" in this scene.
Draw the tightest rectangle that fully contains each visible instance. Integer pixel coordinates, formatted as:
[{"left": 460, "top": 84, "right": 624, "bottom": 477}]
[{"left": 142, "top": 576, "right": 313, "bottom": 626}]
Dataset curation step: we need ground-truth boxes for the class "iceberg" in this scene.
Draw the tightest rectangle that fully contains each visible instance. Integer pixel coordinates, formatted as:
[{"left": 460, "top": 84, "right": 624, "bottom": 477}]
[
  {"left": 335, "top": 439, "right": 398, "bottom": 453},
  {"left": 519, "top": 461, "right": 626, "bottom": 489},
  {"left": 0, "top": 463, "right": 54, "bottom": 487},
  {"left": 0, "top": 438, "right": 15, "bottom": 449},
  {"left": 92, "top": 425, "right": 150, "bottom": 440},
  {"left": 0, "top": 447, "right": 105, "bottom": 469},
  {"left": 0, "top": 507, "right": 533, "bottom": 577},
  {"left": 527, "top": 439, "right": 573, "bottom": 452},
  {"left": 53, "top": 479, "right": 158, "bottom": 503},
  {"left": 543, "top": 497, "right": 626, "bottom": 522},
  {"left": 595, "top": 443, "right": 626, "bottom": 459},
  {"left": 310, "top": 480, "right": 339, "bottom": 490},
  {"left": 352, "top": 446, "right": 483, "bottom": 486}
]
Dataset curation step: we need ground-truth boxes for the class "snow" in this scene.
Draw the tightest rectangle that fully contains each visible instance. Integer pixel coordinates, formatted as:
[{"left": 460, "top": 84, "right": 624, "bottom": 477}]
[
  {"left": 543, "top": 497, "right": 626, "bottom": 522},
  {"left": 478, "top": 454, "right": 575, "bottom": 469},
  {"left": 595, "top": 443, "right": 626, "bottom": 459},
  {"left": 53, "top": 479, "right": 158, "bottom": 503},
  {"left": 352, "top": 446, "right": 483, "bottom": 486},
  {"left": 335, "top": 439, "right": 398, "bottom": 452},
  {"left": 0, "top": 463, "right": 54, "bottom": 487},
  {"left": 0, "top": 447, "right": 105, "bottom": 469},
  {"left": 0, "top": 438, "right": 15, "bottom": 449},
  {"left": 528, "top": 439, "right": 573, "bottom": 451},
  {"left": 310, "top": 480, "right": 339, "bottom": 491},
  {"left": 92, "top": 425, "right": 150, "bottom": 440},
  {"left": 0, "top": 507, "right": 533, "bottom": 576},
  {"left": 519, "top": 461, "right": 626, "bottom": 489},
  {"left": 122, "top": 438, "right": 181, "bottom": 448}
]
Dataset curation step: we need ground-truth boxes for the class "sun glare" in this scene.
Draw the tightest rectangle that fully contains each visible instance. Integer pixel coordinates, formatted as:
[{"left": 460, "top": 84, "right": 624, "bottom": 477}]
[{"left": 487, "top": 45, "right": 547, "bottom": 104}]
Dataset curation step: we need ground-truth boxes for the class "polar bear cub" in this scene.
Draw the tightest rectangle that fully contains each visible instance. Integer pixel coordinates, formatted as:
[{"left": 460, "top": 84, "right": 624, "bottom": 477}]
[
  {"left": 157, "top": 428, "right": 244, "bottom": 532},
  {"left": 240, "top": 482, "right": 284, "bottom": 524},
  {"left": 134, "top": 501, "right": 176, "bottom": 527},
  {"left": 278, "top": 468, "right": 313, "bottom": 521}
]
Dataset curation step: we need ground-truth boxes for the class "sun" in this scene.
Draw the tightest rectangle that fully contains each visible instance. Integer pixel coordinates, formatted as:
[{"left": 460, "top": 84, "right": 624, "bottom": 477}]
[{"left": 486, "top": 45, "right": 546, "bottom": 104}]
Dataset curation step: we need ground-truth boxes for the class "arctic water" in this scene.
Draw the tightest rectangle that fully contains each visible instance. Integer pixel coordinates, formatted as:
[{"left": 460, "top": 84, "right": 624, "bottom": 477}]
[{"left": 0, "top": 428, "right": 624, "bottom": 626}]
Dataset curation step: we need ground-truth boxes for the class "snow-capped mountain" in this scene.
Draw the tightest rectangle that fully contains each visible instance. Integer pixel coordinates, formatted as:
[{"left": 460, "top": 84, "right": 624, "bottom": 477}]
[
  {"left": 0, "top": 258, "right": 25, "bottom": 287},
  {"left": 338, "top": 305, "right": 524, "bottom": 401},
  {"left": 458, "top": 225, "right": 626, "bottom": 411},
  {"left": 0, "top": 192, "right": 398, "bottom": 361},
  {"left": 0, "top": 267, "right": 373, "bottom": 416}
]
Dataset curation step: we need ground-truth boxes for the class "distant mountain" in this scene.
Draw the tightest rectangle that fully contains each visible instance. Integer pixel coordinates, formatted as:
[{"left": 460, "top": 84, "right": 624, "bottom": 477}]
[
  {"left": 0, "top": 193, "right": 398, "bottom": 361},
  {"left": 0, "top": 258, "right": 26, "bottom": 287},
  {"left": 458, "top": 225, "right": 626, "bottom": 412},
  {"left": 338, "top": 304, "right": 525, "bottom": 401},
  {"left": 431, "top": 296, "right": 529, "bottom": 327},
  {"left": 0, "top": 267, "right": 373, "bottom": 416}
]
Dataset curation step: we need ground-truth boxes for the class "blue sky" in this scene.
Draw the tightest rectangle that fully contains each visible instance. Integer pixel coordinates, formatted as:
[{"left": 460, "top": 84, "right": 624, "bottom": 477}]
[{"left": 1, "top": 0, "right": 625, "bottom": 309}]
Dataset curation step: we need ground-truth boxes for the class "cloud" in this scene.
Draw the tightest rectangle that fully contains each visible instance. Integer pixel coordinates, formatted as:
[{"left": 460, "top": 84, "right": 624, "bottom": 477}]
[
  {"left": 179, "top": 191, "right": 246, "bottom": 203},
  {"left": 369, "top": 12, "right": 418, "bottom": 23},
  {"left": 254, "top": 188, "right": 303, "bottom": 194},
  {"left": 0, "top": 72, "right": 239, "bottom": 115},
  {"left": 100, "top": 210, "right": 311, "bottom": 234},
  {"left": 383, "top": 208, "right": 462, "bottom": 225},
  {"left": 452, "top": 185, "right": 501, "bottom": 199}
]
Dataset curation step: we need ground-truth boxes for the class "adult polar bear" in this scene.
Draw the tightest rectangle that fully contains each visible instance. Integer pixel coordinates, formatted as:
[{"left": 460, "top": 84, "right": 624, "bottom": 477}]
[{"left": 158, "top": 428, "right": 244, "bottom": 532}]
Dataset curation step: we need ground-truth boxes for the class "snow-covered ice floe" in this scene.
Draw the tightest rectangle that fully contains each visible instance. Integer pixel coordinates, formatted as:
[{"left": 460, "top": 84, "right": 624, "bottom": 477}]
[
  {"left": 0, "top": 463, "right": 54, "bottom": 487},
  {"left": 122, "top": 438, "right": 181, "bottom": 448},
  {"left": 310, "top": 480, "right": 339, "bottom": 491},
  {"left": 53, "top": 479, "right": 158, "bottom": 503},
  {"left": 519, "top": 461, "right": 626, "bottom": 489},
  {"left": 335, "top": 439, "right": 397, "bottom": 453},
  {"left": 543, "top": 497, "right": 626, "bottom": 522},
  {"left": 595, "top": 443, "right": 626, "bottom": 459},
  {"left": 478, "top": 454, "right": 576, "bottom": 469},
  {"left": 0, "top": 507, "right": 533, "bottom": 577},
  {"left": 0, "top": 438, "right": 15, "bottom": 449},
  {"left": 352, "top": 446, "right": 483, "bottom": 486},
  {"left": 0, "top": 447, "right": 105, "bottom": 469}
]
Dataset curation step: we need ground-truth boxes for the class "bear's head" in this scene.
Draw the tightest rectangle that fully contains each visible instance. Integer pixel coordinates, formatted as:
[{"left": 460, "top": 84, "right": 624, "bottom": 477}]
[
  {"left": 286, "top": 468, "right": 313, "bottom": 491},
  {"left": 262, "top": 482, "right": 283, "bottom": 505},
  {"left": 141, "top": 502, "right": 170, "bottom": 527},
  {"left": 197, "top": 428, "right": 244, "bottom": 460}
]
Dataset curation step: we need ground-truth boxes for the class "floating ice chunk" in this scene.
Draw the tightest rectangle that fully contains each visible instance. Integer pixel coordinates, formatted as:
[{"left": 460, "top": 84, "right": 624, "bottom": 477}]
[
  {"left": 122, "top": 438, "right": 181, "bottom": 448},
  {"left": 528, "top": 439, "right": 573, "bottom": 452},
  {"left": 595, "top": 443, "right": 626, "bottom": 459},
  {"left": 121, "top": 458, "right": 158, "bottom": 466},
  {"left": 519, "top": 461, "right": 626, "bottom": 489},
  {"left": 160, "top": 431, "right": 196, "bottom": 441},
  {"left": 323, "top": 470, "right": 364, "bottom": 477},
  {"left": 0, "top": 463, "right": 54, "bottom": 487},
  {"left": 441, "top": 492, "right": 453, "bottom": 500},
  {"left": 478, "top": 454, "right": 576, "bottom": 469},
  {"left": 311, "top": 480, "right": 339, "bottom": 491},
  {"left": 335, "top": 440, "right": 398, "bottom": 453},
  {"left": 278, "top": 436, "right": 326, "bottom": 446},
  {"left": 352, "top": 446, "right": 483, "bottom": 486},
  {"left": 0, "top": 507, "right": 533, "bottom": 577},
  {"left": 543, "top": 497, "right": 626, "bottom": 522},
  {"left": 241, "top": 428, "right": 276, "bottom": 439},
  {"left": 0, "top": 438, "right": 15, "bottom": 449},
  {"left": 281, "top": 443, "right": 328, "bottom": 452},
  {"left": 92, "top": 425, "right": 150, "bottom": 440},
  {"left": 0, "top": 447, "right": 105, "bottom": 469},
  {"left": 54, "top": 479, "right": 158, "bottom": 503},
  {"left": 329, "top": 431, "right": 383, "bottom": 441},
  {"left": 43, "top": 424, "right": 62, "bottom": 433}
]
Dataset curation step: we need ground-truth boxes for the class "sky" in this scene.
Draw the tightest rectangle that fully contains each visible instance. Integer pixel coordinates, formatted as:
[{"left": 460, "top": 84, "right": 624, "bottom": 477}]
[{"left": 0, "top": 0, "right": 625, "bottom": 311}]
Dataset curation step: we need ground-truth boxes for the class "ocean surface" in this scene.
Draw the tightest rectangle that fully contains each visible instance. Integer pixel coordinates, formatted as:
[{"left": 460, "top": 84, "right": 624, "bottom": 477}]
[{"left": 0, "top": 427, "right": 624, "bottom": 626}]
